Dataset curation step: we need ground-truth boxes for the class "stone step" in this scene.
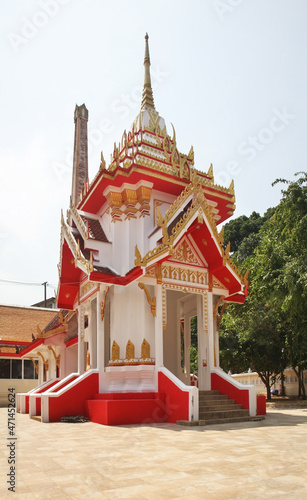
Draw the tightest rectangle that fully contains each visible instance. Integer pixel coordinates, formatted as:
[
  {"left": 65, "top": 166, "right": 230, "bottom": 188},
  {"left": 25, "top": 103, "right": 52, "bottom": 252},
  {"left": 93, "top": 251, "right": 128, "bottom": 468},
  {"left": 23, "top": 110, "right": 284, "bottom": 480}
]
[
  {"left": 177, "top": 416, "right": 265, "bottom": 426},
  {"left": 199, "top": 398, "right": 236, "bottom": 407},
  {"left": 199, "top": 404, "right": 243, "bottom": 412},
  {"left": 30, "top": 415, "right": 42, "bottom": 422},
  {"left": 199, "top": 409, "right": 249, "bottom": 420},
  {"left": 199, "top": 395, "right": 229, "bottom": 402},
  {"left": 198, "top": 390, "right": 220, "bottom": 396},
  {"left": 198, "top": 416, "right": 258, "bottom": 426}
]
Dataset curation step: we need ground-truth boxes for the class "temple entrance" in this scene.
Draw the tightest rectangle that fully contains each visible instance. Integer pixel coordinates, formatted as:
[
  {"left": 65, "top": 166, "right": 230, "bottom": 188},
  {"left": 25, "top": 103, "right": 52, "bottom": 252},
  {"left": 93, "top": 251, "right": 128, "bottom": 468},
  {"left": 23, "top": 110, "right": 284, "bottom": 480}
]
[
  {"left": 181, "top": 315, "right": 198, "bottom": 385},
  {"left": 163, "top": 289, "right": 209, "bottom": 389}
]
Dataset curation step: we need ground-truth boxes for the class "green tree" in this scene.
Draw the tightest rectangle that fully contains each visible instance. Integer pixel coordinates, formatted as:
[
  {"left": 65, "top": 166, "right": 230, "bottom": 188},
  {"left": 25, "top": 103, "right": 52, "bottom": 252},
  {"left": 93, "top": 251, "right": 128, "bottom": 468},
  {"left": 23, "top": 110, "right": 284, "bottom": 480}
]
[
  {"left": 220, "top": 173, "right": 307, "bottom": 399},
  {"left": 253, "top": 172, "right": 307, "bottom": 397}
]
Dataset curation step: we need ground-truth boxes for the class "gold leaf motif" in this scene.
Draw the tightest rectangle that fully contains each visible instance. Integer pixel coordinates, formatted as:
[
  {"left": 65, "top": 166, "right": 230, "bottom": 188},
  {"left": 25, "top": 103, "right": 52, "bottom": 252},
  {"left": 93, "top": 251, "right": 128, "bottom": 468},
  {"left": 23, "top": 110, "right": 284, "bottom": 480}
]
[
  {"left": 172, "top": 240, "right": 201, "bottom": 266},
  {"left": 141, "top": 339, "right": 150, "bottom": 360},
  {"left": 126, "top": 340, "right": 135, "bottom": 360},
  {"left": 111, "top": 341, "right": 120, "bottom": 361}
]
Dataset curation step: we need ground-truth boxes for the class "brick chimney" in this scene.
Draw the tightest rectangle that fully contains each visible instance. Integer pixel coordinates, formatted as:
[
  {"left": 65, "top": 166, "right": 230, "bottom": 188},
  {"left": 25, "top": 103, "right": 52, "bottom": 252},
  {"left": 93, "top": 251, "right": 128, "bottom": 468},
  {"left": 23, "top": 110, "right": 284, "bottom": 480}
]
[{"left": 71, "top": 104, "right": 89, "bottom": 206}]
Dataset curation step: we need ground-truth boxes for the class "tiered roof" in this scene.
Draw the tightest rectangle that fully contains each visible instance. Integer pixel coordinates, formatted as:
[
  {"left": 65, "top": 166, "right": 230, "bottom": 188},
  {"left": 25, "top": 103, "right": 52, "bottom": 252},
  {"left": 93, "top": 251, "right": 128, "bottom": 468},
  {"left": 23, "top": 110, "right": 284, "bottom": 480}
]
[{"left": 57, "top": 34, "right": 247, "bottom": 309}]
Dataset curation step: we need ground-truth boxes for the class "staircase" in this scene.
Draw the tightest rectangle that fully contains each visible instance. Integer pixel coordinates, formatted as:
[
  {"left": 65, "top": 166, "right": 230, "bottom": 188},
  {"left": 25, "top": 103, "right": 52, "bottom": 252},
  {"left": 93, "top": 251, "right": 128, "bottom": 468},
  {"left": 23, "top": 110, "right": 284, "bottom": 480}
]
[
  {"left": 178, "top": 390, "right": 264, "bottom": 426},
  {"left": 198, "top": 389, "right": 252, "bottom": 425}
]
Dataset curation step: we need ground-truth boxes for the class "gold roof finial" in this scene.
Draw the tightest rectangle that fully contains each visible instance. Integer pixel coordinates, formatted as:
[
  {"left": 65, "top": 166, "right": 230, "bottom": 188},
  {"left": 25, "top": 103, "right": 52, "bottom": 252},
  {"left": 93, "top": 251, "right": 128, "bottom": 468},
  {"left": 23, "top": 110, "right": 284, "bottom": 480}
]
[{"left": 141, "top": 33, "right": 155, "bottom": 111}]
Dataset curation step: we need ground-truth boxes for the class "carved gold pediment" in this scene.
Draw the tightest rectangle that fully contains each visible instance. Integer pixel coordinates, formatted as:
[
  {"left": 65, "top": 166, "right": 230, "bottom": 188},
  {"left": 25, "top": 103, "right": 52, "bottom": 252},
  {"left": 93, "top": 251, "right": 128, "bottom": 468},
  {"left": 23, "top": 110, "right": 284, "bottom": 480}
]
[{"left": 171, "top": 238, "right": 203, "bottom": 266}]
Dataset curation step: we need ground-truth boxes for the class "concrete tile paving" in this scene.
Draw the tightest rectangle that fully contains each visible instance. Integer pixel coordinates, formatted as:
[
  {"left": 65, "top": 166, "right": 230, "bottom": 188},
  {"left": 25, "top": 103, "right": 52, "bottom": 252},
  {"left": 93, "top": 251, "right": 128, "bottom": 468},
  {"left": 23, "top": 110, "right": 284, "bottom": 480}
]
[{"left": 0, "top": 407, "right": 306, "bottom": 499}]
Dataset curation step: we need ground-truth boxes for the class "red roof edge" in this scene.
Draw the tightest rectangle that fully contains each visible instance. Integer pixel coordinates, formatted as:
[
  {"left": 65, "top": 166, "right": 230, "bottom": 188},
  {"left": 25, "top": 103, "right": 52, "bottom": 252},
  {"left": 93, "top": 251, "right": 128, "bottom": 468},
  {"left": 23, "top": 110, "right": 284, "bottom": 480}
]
[
  {"left": 65, "top": 336, "right": 78, "bottom": 348},
  {"left": 90, "top": 266, "right": 143, "bottom": 285}
]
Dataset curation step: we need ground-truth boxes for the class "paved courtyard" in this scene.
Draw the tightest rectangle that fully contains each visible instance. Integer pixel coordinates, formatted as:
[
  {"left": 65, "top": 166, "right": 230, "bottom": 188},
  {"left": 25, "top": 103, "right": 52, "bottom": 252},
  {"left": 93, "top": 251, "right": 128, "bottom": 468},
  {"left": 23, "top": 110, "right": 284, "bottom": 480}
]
[{"left": 0, "top": 406, "right": 306, "bottom": 499}]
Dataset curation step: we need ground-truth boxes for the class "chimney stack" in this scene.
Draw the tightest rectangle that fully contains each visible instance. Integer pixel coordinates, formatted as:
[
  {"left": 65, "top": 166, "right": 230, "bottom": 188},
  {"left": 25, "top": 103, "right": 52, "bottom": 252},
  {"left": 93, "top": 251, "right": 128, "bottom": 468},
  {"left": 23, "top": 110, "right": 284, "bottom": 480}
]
[{"left": 71, "top": 104, "right": 89, "bottom": 206}]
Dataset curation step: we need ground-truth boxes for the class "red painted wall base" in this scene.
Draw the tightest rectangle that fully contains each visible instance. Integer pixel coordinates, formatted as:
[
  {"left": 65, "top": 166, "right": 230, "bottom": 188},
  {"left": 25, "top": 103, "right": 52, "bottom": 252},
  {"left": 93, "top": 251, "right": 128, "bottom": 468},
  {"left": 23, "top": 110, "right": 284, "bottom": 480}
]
[
  {"left": 86, "top": 393, "right": 167, "bottom": 425},
  {"left": 48, "top": 373, "right": 99, "bottom": 422},
  {"left": 211, "top": 372, "right": 249, "bottom": 409},
  {"left": 256, "top": 395, "right": 266, "bottom": 415},
  {"left": 158, "top": 371, "right": 189, "bottom": 423}
]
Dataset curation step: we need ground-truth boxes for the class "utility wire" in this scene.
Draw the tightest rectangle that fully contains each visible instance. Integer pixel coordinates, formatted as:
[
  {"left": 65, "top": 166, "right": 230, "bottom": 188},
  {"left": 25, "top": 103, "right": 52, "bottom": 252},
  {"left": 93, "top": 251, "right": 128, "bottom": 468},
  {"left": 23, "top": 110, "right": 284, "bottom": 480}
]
[{"left": 0, "top": 279, "right": 56, "bottom": 288}]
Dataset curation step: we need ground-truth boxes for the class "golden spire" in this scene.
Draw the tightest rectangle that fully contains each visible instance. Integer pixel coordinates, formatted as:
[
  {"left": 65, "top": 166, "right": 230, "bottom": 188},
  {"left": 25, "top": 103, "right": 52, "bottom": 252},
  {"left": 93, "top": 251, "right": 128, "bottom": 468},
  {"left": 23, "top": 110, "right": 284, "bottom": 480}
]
[{"left": 141, "top": 33, "right": 155, "bottom": 111}]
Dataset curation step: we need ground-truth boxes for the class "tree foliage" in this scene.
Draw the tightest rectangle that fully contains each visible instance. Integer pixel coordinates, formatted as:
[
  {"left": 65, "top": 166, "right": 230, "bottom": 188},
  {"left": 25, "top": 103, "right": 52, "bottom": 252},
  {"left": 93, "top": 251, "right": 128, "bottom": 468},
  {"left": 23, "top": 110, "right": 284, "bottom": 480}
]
[{"left": 219, "top": 172, "right": 307, "bottom": 399}]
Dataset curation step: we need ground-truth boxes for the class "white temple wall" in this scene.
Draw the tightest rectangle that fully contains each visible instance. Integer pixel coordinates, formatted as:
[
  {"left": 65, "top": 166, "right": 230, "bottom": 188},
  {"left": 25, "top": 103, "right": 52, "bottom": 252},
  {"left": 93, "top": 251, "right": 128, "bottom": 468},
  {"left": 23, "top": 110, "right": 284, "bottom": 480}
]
[
  {"left": 65, "top": 345, "right": 78, "bottom": 376},
  {"left": 110, "top": 281, "right": 155, "bottom": 360},
  {"left": 89, "top": 298, "right": 97, "bottom": 369}
]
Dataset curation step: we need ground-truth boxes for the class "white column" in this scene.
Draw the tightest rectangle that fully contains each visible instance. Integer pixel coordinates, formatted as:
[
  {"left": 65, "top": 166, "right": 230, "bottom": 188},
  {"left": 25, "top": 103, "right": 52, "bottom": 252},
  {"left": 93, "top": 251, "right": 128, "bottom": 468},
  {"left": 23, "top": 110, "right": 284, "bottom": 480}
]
[
  {"left": 214, "top": 321, "right": 220, "bottom": 368},
  {"left": 184, "top": 313, "right": 191, "bottom": 378},
  {"left": 207, "top": 291, "right": 215, "bottom": 375},
  {"left": 197, "top": 294, "right": 209, "bottom": 390},
  {"left": 77, "top": 305, "right": 85, "bottom": 375},
  {"left": 59, "top": 344, "right": 66, "bottom": 378},
  {"left": 38, "top": 358, "right": 44, "bottom": 385},
  {"left": 48, "top": 350, "right": 57, "bottom": 380},
  {"left": 97, "top": 288, "right": 105, "bottom": 372},
  {"left": 155, "top": 284, "right": 163, "bottom": 367},
  {"left": 90, "top": 299, "right": 97, "bottom": 369}
]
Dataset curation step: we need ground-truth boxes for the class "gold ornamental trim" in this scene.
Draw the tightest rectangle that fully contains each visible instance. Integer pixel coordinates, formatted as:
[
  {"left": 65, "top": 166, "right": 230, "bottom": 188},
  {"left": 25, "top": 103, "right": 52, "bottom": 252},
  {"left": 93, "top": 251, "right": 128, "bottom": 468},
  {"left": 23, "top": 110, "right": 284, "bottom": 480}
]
[
  {"left": 47, "top": 346, "right": 60, "bottom": 369},
  {"left": 135, "top": 243, "right": 170, "bottom": 267},
  {"left": 138, "top": 283, "right": 156, "bottom": 316},
  {"left": 100, "top": 286, "right": 110, "bottom": 321},
  {"left": 61, "top": 212, "right": 93, "bottom": 274},
  {"left": 37, "top": 352, "right": 49, "bottom": 371}
]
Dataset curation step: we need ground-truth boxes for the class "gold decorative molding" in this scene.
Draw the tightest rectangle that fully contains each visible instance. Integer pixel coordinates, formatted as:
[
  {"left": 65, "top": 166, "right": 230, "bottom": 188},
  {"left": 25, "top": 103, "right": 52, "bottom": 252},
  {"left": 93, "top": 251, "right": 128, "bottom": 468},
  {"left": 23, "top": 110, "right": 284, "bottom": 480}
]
[
  {"left": 105, "top": 184, "right": 152, "bottom": 221},
  {"left": 135, "top": 243, "right": 170, "bottom": 267},
  {"left": 156, "top": 262, "right": 162, "bottom": 284},
  {"left": 162, "top": 286, "right": 166, "bottom": 330},
  {"left": 61, "top": 212, "right": 94, "bottom": 274},
  {"left": 80, "top": 280, "right": 97, "bottom": 300},
  {"left": 213, "top": 296, "right": 226, "bottom": 320},
  {"left": 212, "top": 276, "right": 228, "bottom": 291},
  {"left": 100, "top": 287, "right": 110, "bottom": 321},
  {"left": 108, "top": 340, "right": 155, "bottom": 366},
  {"left": 172, "top": 239, "right": 202, "bottom": 266},
  {"left": 126, "top": 340, "right": 135, "bottom": 360},
  {"left": 47, "top": 346, "right": 60, "bottom": 369},
  {"left": 29, "top": 357, "right": 39, "bottom": 375},
  {"left": 68, "top": 205, "right": 89, "bottom": 241},
  {"left": 218, "top": 226, "right": 224, "bottom": 246},
  {"left": 217, "top": 303, "right": 228, "bottom": 330},
  {"left": 37, "top": 352, "right": 49, "bottom": 371},
  {"left": 138, "top": 283, "right": 156, "bottom": 316},
  {"left": 145, "top": 265, "right": 156, "bottom": 278},
  {"left": 111, "top": 341, "right": 120, "bottom": 362},
  {"left": 203, "top": 292, "right": 209, "bottom": 334},
  {"left": 105, "top": 191, "right": 123, "bottom": 222},
  {"left": 141, "top": 339, "right": 150, "bottom": 360},
  {"left": 162, "top": 265, "right": 207, "bottom": 287}
]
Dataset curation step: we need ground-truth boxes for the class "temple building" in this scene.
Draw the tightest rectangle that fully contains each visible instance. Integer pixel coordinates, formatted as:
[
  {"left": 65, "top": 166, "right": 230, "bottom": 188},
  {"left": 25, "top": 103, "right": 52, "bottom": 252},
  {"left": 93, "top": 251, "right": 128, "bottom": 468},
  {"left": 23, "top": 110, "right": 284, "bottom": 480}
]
[{"left": 17, "top": 35, "right": 265, "bottom": 425}]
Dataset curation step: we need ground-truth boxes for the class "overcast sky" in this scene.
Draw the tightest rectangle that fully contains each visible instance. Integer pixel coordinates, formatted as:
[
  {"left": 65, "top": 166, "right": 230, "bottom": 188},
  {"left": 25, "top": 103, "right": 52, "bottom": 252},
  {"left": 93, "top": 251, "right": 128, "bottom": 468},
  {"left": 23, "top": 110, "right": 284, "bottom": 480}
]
[{"left": 0, "top": 0, "right": 306, "bottom": 307}]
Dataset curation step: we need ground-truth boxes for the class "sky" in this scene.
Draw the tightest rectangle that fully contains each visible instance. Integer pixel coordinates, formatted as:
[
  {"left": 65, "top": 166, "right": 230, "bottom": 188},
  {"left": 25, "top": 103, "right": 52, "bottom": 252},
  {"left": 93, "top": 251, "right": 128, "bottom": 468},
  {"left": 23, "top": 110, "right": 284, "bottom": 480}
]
[{"left": 0, "top": 0, "right": 306, "bottom": 306}]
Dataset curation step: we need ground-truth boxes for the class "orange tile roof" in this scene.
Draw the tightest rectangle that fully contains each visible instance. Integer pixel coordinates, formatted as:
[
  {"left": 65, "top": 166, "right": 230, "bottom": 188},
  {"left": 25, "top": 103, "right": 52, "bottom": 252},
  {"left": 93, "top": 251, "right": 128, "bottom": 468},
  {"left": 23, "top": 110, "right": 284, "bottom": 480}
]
[{"left": 0, "top": 305, "right": 58, "bottom": 343}]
